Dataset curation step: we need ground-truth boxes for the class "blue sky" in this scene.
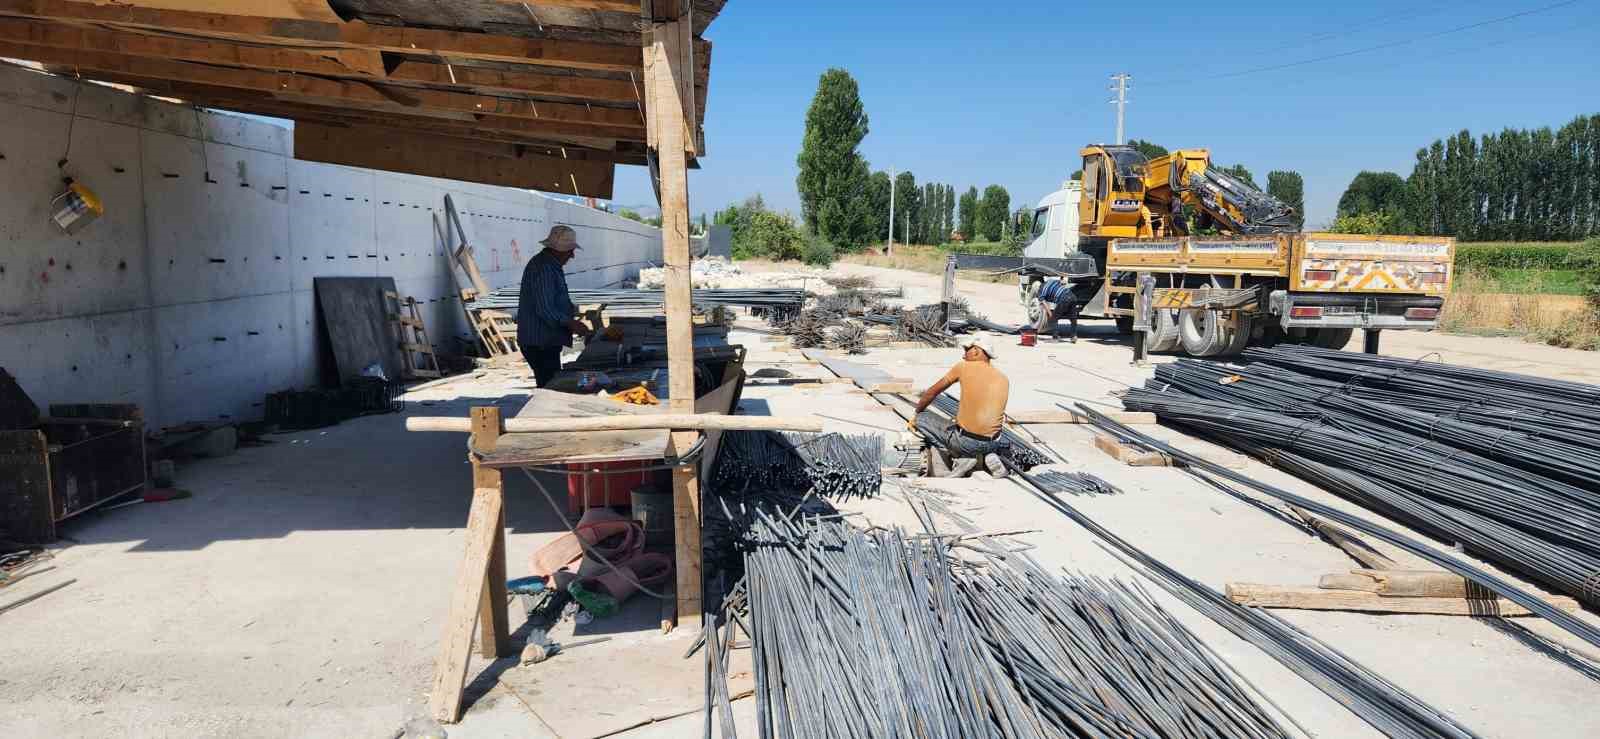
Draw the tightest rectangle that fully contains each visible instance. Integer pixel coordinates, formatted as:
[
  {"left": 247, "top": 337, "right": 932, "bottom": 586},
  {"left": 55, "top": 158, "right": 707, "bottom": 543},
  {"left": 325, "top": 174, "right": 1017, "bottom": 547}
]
[{"left": 611, "top": 0, "right": 1598, "bottom": 229}]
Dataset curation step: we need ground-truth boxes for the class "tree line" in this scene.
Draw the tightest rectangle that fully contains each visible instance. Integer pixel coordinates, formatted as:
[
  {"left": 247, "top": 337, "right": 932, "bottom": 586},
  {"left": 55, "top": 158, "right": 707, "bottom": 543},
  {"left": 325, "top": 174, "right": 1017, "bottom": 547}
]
[
  {"left": 1336, "top": 113, "right": 1600, "bottom": 240},
  {"left": 791, "top": 68, "right": 1015, "bottom": 250}
]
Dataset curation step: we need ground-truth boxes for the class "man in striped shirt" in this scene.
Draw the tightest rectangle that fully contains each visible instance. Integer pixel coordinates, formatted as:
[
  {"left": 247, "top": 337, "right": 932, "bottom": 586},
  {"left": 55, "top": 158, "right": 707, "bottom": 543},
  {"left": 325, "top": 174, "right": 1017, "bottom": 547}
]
[
  {"left": 517, "top": 225, "right": 593, "bottom": 387},
  {"left": 1034, "top": 278, "right": 1081, "bottom": 342}
]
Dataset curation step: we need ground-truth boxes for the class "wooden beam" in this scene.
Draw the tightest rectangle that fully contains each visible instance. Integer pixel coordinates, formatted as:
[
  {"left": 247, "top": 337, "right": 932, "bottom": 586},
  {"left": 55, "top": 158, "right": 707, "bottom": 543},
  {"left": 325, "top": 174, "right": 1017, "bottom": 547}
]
[
  {"left": 429, "top": 484, "right": 507, "bottom": 723},
  {"left": 0, "top": 40, "right": 644, "bottom": 128},
  {"left": 470, "top": 408, "right": 512, "bottom": 661},
  {"left": 405, "top": 412, "right": 822, "bottom": 433},
  {"left": 647, "top": 15, "right": 701, "bottom": 624},
  {"left": 1291, "top": 507, "right": 1400, "bottom": 571},
  {"left": 1091, "top": 431, "right": 1248, "bottom": 468},
  {"left": 1225, "top": 582, "right": 1578, "bottom": 616},
  {"left": 0, "top": 16, "right": 385, "bottom": 75},
  {"left": 0, "top": 0, "right": 643, "bottom": 70},
  {"left": 501, "top": 0, "right": 641, "bottom": 12},
  {"left": 294, "top": 122, "right": 616, "bottom": 197},
  {"left": 384, "top": 58, "right": 638, "bottom": 102},
  {"left": 1318, "top": 569, "right": 1481, "bottom": 598}
]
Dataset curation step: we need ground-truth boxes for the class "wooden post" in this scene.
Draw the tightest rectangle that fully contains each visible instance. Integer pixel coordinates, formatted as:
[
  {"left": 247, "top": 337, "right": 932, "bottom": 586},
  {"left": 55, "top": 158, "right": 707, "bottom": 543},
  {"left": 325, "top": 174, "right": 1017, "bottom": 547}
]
[
  {"left": 646, "top": 8, "right": 701, "bottom": 629},
  {"left": 940, "top": 255, "right": 956, "bottom": 327},
  {"left": 428, "top": 406, "right": 510, "bottom": 723}
]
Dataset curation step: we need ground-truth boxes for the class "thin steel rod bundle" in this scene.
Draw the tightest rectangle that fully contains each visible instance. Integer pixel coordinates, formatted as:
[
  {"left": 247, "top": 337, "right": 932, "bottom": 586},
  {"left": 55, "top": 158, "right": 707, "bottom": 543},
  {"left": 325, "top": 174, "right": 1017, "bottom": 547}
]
[
  {"left": 1031, "top": 471, "right": 1121, "bottom": 496},
  {"left": 1125, "top": 355, "right": 1600, "bottom": 607},
  {"left": 734, "top": 510, "right": 1290, "bottom": 738},
  {"left": 712, "top": 430, "right": 883, "bottom": 500},
  {"left": 1077, "top": 403, "right": 1600, "bottom": 653},
  {"left": 994, "top": 447, "right": 1483, "bottom": 739}
]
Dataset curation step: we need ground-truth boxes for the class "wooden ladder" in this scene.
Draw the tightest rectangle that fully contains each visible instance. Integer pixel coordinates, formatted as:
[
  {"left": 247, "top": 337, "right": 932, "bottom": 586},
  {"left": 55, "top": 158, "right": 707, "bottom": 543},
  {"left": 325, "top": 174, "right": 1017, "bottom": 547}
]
[{"left": 387, "top": 291, "right": 442, "bottom": 379}]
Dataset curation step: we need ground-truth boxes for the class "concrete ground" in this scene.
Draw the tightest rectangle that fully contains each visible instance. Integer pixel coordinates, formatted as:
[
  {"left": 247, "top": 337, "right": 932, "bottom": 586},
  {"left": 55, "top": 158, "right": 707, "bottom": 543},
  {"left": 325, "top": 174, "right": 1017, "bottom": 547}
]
[{"left": 3, "top": 261, "right": 1599, "bottom": 738}]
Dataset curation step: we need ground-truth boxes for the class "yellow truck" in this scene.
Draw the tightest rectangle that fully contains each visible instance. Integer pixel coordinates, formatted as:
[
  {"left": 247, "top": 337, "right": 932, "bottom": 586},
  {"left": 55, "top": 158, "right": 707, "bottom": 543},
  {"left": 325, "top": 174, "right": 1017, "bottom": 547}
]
[{"left": 959, "top": 144, "right": 1454, "bottom": 355}]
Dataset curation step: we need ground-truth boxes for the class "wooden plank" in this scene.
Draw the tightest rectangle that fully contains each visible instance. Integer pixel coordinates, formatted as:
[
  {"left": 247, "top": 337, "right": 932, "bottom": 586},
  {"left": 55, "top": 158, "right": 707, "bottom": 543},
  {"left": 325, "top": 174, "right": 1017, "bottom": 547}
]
[
  {"left": 295, "top": 122, "right": 616, "bottom": 198},
  {"left": 313, "top": 277, "right": 403, "bottom": 385},
  {"left": 384, "top": 58, "right": 637, "bottom": 101},
  {"left": 496, "top": 0, "right": 640, "bottom": 13},
  {"left": 1007, "top": 409, "right": 1156, "bottom": 425},
  {"left": 471, "top": 408, "right": 511, "bottom": 661},
  {"left": 1224, "top": 583, "right": 1578, "bottom": 616},
  {"left": 0, "top": 0, "right": 644, "bottom": 70},
  {"left": 0, "top": 40, "right": 645, "bottom": 128},
  {"left": 649, "top": 17, "right": 701, "bottom": 623},
  {"left": 0, "top": 16, "right": 383, "bottom": 76},
  {"left": 429, "top": 485, "right": 506, "bottom": 723},
  {"left": 1318, "top": 569, "right": 1480, "bottom": 599}
]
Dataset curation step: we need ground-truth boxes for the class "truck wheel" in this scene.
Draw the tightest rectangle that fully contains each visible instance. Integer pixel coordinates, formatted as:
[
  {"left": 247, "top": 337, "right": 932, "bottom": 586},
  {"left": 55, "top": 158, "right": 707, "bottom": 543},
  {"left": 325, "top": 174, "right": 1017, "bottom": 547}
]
[
  {"left": 1022, "top": 281, "right": 1044, "bottom": 325},
  {"left": 1180, "top": 310, "right": 1232, "bottom": 356},
  {"left": 1148, "top": 309, "right": 1181, "bottom": 352},
  {"left": 1307, "top": 327, "right": 1354, "bottom": 350},
  {"left": 1220, "top": 314, "right": 1253, "bottom": 355}
]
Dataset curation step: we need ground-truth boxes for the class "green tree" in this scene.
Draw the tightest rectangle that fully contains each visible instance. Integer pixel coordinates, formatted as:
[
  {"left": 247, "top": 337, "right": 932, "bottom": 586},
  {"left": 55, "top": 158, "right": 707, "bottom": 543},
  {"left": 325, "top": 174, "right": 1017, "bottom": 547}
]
[
  {"left": 958, "top": 186, "right": 978, "bottom": 241},
  {"left": 795, "top": 68, "right": 872, "bottom": 247},
  {"left": 1338, "top": 171, "right": 1409, "bottom": 222},
  {"left": 864, "top": 171, "right": 892, "bottom": 242},
  {"left": 1331, "top": 211, "right": 1402, "bottom": 235},
  {"left": 894, "top": 171, "right": 920, "bottom": 244},
  {"left": 618, "top": 208, "right": 645, "bottom": 223},
  {"left": 1127, "top": 139, "right": 1168, "bottom": 160},
  {"left": 1003, "top": 206, "right": 1032, "bottom": 251},
  {"left": 1266, "top": 171, "right": 1305, "bottom": 230},
  {"left": 976, "top": 185, "right": 1010, "bottom": 242},
  {"left": 941, "top": 184, "right": 956, "bottom": 243}
]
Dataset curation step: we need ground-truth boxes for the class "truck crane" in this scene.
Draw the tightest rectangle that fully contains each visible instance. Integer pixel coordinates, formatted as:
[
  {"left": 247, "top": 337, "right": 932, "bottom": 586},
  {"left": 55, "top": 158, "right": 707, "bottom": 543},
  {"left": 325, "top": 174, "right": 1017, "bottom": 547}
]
[{"left": 958, "top": 144, "right": 1454, "bottom": 356}]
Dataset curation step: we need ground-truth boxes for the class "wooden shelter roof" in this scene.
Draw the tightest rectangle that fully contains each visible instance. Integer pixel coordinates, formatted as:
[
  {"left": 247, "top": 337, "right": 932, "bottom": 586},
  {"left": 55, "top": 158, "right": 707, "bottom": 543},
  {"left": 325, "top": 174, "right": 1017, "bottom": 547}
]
[{"left": 0, "top": 0, "right": 724, "bottom": 196}]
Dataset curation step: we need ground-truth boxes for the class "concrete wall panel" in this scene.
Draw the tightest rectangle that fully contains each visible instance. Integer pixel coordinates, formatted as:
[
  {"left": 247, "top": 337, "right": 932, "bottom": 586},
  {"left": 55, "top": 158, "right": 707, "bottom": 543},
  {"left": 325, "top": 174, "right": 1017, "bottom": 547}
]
[{"left": 0, "top": 64, "right": 662, "bottom": 428}]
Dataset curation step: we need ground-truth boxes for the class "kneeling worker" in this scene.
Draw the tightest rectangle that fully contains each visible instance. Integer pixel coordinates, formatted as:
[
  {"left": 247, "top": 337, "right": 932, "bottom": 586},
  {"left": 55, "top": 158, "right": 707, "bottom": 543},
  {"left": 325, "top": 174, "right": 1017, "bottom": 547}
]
[
  {"left": 1034, "top": 279, "right": 1082, "bottom": 342},
  {"left": 909, "top": 335, "right": 1010, "bottom": 478}
]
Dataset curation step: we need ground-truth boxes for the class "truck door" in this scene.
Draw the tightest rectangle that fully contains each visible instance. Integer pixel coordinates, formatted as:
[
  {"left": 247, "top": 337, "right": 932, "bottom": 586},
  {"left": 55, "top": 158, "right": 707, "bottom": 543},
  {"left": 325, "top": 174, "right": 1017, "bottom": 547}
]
[{"left": 1079, "top": 153, "right": 1104, "bottom": 232}]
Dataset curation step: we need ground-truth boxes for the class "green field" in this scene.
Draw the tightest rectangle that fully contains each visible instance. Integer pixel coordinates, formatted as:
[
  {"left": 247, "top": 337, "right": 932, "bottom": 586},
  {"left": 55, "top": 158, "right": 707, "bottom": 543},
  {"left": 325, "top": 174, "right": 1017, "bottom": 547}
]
[{"left": 1454, "top": 241, "right": 1590, "bottom": 295}]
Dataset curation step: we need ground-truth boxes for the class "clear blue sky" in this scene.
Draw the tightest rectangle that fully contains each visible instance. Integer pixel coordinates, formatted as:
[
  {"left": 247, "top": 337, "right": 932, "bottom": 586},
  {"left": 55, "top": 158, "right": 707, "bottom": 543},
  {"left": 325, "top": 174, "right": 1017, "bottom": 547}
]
[{"left": 611, "top": 0, "right": 1598, "bottom": 229}]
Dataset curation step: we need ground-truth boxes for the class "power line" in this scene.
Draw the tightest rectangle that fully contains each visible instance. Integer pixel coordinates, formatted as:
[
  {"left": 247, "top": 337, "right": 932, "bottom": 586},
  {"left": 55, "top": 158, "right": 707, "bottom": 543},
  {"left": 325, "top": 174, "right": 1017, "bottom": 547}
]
[
  {"left": 1145, "top": 0, "right": 1581, "bottom": 87},
  {"left": 1254, "top": 1, "right": 1458, "bottom": 57}
]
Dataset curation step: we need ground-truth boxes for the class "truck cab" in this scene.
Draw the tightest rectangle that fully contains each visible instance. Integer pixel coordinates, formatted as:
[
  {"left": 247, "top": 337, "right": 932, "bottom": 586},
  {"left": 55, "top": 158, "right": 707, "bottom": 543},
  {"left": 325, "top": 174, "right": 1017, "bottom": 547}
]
[{"left": 1023, "top": 180, "right": 1081, "bottom": 260}]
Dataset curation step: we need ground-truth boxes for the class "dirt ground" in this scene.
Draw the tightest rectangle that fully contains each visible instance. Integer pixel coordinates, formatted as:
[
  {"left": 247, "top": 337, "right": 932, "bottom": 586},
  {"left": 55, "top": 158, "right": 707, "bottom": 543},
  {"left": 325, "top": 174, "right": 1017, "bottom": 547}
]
[{"left": 5, "top": 261, "right": 1600, "bottom": 738}]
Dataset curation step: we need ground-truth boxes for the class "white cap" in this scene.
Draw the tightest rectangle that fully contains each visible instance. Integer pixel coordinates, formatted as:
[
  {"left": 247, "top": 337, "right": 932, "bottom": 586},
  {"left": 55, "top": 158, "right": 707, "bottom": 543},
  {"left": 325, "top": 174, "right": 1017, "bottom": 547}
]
[{"left": 958, "top": 335, "right": 996, "bottom": 358}]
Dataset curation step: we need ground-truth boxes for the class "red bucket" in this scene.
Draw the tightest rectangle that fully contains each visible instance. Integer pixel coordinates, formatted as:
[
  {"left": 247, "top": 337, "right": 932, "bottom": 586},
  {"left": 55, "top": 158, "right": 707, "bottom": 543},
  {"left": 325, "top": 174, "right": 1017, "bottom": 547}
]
[{"left": 1019, "top": 329, "right": 1037, "bottom": 347}]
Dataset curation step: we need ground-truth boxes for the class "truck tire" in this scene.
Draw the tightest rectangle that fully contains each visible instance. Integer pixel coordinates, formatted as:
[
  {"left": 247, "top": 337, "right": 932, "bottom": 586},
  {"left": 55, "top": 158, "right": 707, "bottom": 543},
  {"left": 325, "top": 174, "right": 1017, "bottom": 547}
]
[
  {"left": 1180, "top": 310, "right": 1232, "bottom": 356},
  {"left": 1220, "top": 314, "right": 1253, "bottom": 355},
  {"left": 1148, "top": 309, "right": 1181, "bottom": 352},
  {"left": 1307, "top": 327, "right": 1354, "bottom": 350}
]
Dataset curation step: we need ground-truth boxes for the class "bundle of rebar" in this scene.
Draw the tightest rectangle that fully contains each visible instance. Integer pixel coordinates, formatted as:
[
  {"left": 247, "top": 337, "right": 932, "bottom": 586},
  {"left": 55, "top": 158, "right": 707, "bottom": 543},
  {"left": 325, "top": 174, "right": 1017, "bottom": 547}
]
[
  {"left": 783, "top": 431, "right": 883, "bottom": 500},
  {"left": 476, "top": 285, "right": 805, "bottom": 312},
  {"left": 776, "top": 310, "right": 831, "bottom": 348},
  {"left": 737, "top": 511, "right": 1293, "bottom": 738},
  {"left": 1031, "top": 470, "right": 1121, "bottom": 496},
  {"left": 1122, "top": 350, "right": 1600, "bottom": 608},
  {"left": 827, "top": 322, "right": 867, "bottom": 353},
  {"left": 999, "top": 445, "right": 1485, "bottom": 739},
  {"left": 929, "top": 394, "right": 1051, "bottom": 471},
  {"left": 711, "top": 430, "right": 883, "bottom": 500}
]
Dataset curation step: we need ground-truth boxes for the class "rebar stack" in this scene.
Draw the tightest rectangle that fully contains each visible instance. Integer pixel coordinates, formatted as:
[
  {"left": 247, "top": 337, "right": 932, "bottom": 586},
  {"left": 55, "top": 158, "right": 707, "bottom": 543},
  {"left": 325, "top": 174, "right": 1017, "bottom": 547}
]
[
  {"left": 1031, "top": 470, "right": 1121, "bottom": 496},
  {"left": 1122, "top": 349, "right": 1600, "bottom": 607},
  {"left": 783, "top": 431, "right": 883, "bottom": 500},
  {"left": 827, "top": 322, "right": 867, "bottom": 353},
  {"left": 736, "top": 511, "right": 1293, "bottom": 739},
  {"left": 711, "top": 430, "right": 883, "bottom": 500}
]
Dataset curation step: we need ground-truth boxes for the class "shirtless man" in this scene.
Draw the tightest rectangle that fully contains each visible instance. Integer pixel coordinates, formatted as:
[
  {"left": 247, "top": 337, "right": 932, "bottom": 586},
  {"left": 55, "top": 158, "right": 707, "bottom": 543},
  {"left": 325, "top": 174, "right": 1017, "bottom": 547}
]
[{"left": 908, "top": 335, "right": 1010, "bottom": 478}]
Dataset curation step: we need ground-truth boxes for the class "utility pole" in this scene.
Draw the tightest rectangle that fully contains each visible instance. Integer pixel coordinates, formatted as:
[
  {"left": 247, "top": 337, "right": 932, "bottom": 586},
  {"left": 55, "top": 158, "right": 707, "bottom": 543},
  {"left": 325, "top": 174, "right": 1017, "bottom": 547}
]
[
  {"left": 1108, "top": 73, "right": 1131, "bottom": 145},
  {"left": 887, "top": 167, "right": 896, "bottom": 255}
]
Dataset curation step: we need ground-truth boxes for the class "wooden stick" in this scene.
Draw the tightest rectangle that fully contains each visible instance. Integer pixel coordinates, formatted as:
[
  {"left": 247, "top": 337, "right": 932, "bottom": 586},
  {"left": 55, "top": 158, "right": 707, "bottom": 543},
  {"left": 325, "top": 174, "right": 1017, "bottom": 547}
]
[
  {"left": 429, "top": 486, "right": 505, "bottom": 723},
  {"left": 1225, "top": 582, "right": 1578, "bottom": 616},
  {"left": 1291, "top": 507, "right": 1399, "bottom": 570},
  {"left": 1007, "top": 409, "right": 1156, "bottom": 425},
  {"left": 471, "top": 408, "right": 511, "bottom": 661},
  {"left": 406, "top": 414, "right": 822, "bottom": 433}
]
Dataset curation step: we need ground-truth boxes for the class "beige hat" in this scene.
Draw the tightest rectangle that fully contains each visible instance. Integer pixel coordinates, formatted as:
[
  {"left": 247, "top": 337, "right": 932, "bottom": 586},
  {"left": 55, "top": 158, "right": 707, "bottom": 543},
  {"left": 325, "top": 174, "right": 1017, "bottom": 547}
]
[
  {"left": 540, "top": 224, "right": 582, "bottom": 252},
  {"left": 958, "top": 335, "right": 996, "bottom": 358}
]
